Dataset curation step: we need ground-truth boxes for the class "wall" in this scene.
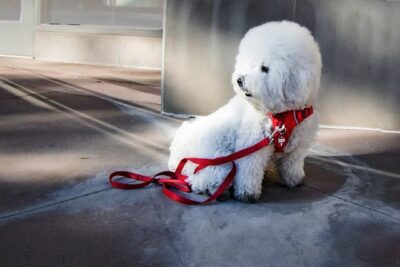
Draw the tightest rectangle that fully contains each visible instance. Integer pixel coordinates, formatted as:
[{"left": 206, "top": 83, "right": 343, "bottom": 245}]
[
  {"left": 0, "top": 0, "right": 163, "bottom": 69},
  {"left": 162, "top": 0, "right": 400, "bottom": 130},
  {"left": 34, "top": 30, "right": 162, "bottom": 69},
  {"left": 33, "top": 0, "right": 164, "bottom": 69}
]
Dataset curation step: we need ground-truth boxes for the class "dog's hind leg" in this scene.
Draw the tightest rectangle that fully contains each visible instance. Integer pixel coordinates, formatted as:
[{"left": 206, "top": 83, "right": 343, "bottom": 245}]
[{"left": 186, "top": 164, "right": 233, "bottom": 196}]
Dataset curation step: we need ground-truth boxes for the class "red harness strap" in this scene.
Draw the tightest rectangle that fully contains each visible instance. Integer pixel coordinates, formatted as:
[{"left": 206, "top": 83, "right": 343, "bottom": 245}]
[
  {"left": 269, "top": 106, "right": 313, "bottom": 152},
  {"left": 109, "top": 106, "right": 313, "bottom": 205}
]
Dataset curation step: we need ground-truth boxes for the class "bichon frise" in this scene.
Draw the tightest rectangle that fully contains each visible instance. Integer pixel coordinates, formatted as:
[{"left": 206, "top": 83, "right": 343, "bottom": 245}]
[{"left": 168, "top": 21, "right": 322, "bottom": 203}]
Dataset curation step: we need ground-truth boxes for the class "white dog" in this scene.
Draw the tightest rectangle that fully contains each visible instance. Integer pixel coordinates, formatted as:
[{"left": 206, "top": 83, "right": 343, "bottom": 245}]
[{"left": 168, "top": 21, "right": 322, "bottom": 203}]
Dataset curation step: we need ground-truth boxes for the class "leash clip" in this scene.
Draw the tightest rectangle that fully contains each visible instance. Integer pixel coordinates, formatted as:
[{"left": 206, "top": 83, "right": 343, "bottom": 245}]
[
  {"left": 277, "top": 124, "right": 286, "bottom": 134},
  {"left": 268, "top": 124, "right": 286, "bottom": 142}
]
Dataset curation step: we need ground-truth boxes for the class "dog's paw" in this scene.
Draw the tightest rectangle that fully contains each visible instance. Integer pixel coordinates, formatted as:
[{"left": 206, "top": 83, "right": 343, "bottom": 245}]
[
  {"left": 191, "top": 187, "right": 209, "bottom": 196},
  {"left": 189, "top": 182, "right": 207, "bottom": 195},
  {"left": 217, "top": 188, "right": 233, "bottom": 201},
  {"left": 279, "top": 175, "right": 304, "bottom": 188},
  {"left": 235, "top": 193, "right": 258, "bottom": 204},
  {"left": 277, "top": 162, "right": 306, "bottom": 188}
]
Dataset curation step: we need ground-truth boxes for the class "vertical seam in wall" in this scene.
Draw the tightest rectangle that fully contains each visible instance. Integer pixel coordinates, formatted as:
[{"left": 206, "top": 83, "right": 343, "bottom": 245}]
[
  {"left": 118, "top": 36, "right": 121, "bottom": 66},
  {"left": 19, "top": 0, "right": 25, "bottom": 54},
  {"left": 33, "top": 0, "right": 39, "bottom": 59},
  {"left": 293, "top": 0, "right": 297, "bottom": 20},
  {"left": 160, "top": 0, "right": 167, "bottom": 113}
]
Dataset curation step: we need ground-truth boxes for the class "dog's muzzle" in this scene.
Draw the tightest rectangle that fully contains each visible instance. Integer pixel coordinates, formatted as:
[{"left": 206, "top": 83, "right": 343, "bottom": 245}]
[
  {"left": 237, "top": 76, "right": 252, "bottom": 97},
  {"left": 237, "top": 76, "right": 244, "bottom": 87}
]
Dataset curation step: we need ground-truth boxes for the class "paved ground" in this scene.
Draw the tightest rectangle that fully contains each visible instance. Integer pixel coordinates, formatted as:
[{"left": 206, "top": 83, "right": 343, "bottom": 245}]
[{"left": 0, "top": 57, "right": 399, "bottom": 267}]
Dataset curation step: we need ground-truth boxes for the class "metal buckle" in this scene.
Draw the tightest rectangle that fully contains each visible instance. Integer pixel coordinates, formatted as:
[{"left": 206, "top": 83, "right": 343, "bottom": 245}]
[
  {"left": 277, "top": 124, "right": 286, "bottom": 134},
  {"left": 268, "top": 124, "right": 286, "bottom": 143}
]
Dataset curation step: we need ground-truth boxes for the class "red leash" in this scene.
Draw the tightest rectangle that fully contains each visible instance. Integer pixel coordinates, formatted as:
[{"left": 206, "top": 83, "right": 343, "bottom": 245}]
[
  {"left": 109, "top": 126, "right": 282, "bottom": 205},
  {"left": 109, "top": 107, "right": 313, "bottom": 205}
]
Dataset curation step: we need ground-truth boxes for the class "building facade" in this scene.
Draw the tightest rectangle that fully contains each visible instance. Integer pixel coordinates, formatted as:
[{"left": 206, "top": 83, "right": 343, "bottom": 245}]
[{"left": 1, "top": 0, "right": 399, "bottom": 130}]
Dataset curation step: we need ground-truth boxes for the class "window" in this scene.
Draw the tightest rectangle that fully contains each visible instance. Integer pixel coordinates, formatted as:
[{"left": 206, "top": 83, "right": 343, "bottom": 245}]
[
  {"left": 0, "top": 0, "right": 22, "bottom": 21},
  {"left": 40, "top": 0, "right": 163, "bottom": 29}
]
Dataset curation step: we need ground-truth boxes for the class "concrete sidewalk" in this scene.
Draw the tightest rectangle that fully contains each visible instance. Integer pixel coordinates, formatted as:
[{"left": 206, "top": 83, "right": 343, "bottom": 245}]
[{"left": 0, "top": 57, "right": 399, "bottom": 267}]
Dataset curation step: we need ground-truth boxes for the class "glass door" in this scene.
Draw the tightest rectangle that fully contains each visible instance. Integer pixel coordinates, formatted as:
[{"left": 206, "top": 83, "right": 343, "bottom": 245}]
[{"left": 0, "top": 0, "right": 35, "bottom": 56}]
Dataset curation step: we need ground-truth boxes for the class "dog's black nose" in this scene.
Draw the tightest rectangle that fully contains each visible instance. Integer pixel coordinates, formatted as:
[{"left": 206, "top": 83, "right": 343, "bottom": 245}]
[{"left": 237, "top": 77, "right": 243, "bottom": 87}]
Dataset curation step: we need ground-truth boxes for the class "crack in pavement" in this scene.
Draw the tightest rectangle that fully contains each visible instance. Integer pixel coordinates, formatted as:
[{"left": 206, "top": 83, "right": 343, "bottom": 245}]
[
  {"left": 0, "top": 187, "right": 111, "bottom": 222},
  {"left": 303, "top": 184, "right": 400, "bottom": 223}
]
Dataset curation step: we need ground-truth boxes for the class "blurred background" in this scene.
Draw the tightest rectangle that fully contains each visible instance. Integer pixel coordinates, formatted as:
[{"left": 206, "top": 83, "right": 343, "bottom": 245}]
[{"left": 0, "top": 0, "right": 399, "bottom": 130}]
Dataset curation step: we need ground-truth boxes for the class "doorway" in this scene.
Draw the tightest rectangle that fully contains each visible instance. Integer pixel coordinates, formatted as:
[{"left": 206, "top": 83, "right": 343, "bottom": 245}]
[{"left": 0, "top": 0, "right": 35, "bottom": 57}]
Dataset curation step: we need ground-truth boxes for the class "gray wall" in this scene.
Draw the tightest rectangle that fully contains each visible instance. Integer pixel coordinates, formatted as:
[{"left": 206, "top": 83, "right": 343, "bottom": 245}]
[{"left": 162, "top": 0, "right": 400, "bottom": 130}]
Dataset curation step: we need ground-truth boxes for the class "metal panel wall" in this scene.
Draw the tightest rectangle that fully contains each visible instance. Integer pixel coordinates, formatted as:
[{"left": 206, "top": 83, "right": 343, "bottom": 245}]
[{"left": 162, "top": 0, "right": 400, "bottom": 130}]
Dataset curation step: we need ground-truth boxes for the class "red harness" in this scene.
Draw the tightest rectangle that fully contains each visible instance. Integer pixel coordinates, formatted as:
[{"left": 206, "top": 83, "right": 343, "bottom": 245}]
[
  {"left": 269, "top": 106, "right": 314, "bottom": 152},
  {"left": 109, "top": 106, "right": 313, "bottom": 205}
]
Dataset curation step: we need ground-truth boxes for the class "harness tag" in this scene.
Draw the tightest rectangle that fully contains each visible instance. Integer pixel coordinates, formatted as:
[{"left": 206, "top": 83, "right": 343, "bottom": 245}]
[{"left": 277, "top": 136, "right": 286, "bottom": 147}]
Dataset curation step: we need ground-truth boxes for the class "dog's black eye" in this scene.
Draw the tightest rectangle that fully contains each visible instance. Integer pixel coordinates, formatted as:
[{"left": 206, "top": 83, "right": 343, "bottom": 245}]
[{"left": 261, "top": 65, "right": 269, "bottom": 73}]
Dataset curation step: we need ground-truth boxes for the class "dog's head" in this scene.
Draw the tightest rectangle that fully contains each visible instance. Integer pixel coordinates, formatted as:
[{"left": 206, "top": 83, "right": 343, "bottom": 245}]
[{"left": 232, "top": 21, "right": 322, "bottom": 113}]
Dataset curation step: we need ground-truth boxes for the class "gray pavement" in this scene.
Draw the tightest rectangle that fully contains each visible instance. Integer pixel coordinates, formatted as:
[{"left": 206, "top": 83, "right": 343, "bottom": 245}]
[{"left": 0, "top": 58, "right": 399, "bottom": 267}]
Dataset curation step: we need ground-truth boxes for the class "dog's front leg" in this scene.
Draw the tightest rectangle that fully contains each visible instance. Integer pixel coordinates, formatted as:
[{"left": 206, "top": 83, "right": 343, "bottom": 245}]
[
  {"left": 233, "top": 147, "right": 273, "bottom": 203},
  {"left": 275, "top": 146, "right": 309, "bottom": 188},
  {"left": 275, "top": 112, "right": 319, "bottom": 188}
]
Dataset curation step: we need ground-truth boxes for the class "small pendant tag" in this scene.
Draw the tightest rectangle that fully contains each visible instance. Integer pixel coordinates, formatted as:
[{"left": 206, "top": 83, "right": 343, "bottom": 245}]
[{"left": 278, "top": 137, "right": 286, "bottom": 146}]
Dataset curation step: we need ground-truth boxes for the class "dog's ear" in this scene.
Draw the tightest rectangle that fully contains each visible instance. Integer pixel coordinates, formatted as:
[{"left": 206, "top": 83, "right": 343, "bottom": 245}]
[
  {"left": 296, "top": 63, "right": 321, "bottom": 106},
  {"left": 281, "top": 65, "right": 299, "bottom": 102},
  {"left": 281, "top": 59, "right": 321, "bottom": 108}
]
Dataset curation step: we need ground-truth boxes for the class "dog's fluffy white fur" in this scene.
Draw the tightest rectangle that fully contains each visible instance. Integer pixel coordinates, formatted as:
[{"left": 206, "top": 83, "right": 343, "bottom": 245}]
[{"left": 168, "top": 21, "right": 322, "bottom": 202}]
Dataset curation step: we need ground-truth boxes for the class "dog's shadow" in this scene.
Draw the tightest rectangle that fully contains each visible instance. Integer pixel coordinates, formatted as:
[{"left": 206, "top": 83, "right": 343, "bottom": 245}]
[{"left": 257, "top": 158, "right": 346, "bottom": 204}]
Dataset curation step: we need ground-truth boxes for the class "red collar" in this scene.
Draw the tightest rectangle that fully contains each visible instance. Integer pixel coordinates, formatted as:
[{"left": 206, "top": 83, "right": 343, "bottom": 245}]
[{"left": 268, "top": 106, "right": 314, "bottom": 152}]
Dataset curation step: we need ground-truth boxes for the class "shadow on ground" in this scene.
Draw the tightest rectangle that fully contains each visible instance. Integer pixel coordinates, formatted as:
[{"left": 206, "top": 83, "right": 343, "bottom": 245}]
[{"left": 0, "top": 58, "right": 399, "bottom": 267}]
